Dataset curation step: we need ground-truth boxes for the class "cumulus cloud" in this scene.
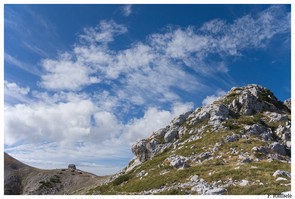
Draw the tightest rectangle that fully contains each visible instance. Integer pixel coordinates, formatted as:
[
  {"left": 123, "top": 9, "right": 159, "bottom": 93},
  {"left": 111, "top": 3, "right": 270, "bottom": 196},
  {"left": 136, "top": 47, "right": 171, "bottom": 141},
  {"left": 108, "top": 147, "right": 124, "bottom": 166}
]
[
  {"left": 5, "top": 95, "right": 193, "bottom": 175},
  {"left": 4, "top": 99, "right": 95, "bottom": 146},
  {"left": 40, "top": 53, "right": 100, "bottom": 90},
  {"left": 123, "top": 102, "right": 193, "bottom": 143},
  {"left": 121, "top": 5, "right": 132, "bottom": 16},
  {"left": 202, "top": 89, "right": 226, "bottom": 106}
]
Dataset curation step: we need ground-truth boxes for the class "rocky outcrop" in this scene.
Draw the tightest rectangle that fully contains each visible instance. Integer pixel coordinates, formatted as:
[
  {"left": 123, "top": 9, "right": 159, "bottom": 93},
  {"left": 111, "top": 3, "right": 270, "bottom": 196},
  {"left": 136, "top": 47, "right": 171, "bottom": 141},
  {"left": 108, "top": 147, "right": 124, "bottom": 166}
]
[
  {"left": 283, "top": 99, "right": 291, "bottom": 111},
  {"left": 131, "top": 84, "right": 291, "bottom": 165},
  {"left": 106, "top": 84, "right": 291, "bottom": 195},
  {"left": 224, "top": 85, "right": 289, "bottom": 115}
]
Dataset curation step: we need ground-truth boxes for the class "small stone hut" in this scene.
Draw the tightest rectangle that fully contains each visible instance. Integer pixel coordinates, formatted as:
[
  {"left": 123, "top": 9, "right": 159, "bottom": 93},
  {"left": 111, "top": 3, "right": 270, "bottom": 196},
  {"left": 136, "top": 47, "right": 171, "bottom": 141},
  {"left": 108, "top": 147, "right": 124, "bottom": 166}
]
[{"left": 68, "top": 164, "right": 76, "bottom": 170}]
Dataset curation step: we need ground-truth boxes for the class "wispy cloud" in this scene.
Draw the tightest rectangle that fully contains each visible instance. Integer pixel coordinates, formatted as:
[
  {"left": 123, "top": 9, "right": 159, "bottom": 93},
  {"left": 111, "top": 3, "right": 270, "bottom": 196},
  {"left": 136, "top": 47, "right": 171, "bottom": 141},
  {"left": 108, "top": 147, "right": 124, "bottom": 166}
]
[
  {"left": 121, "top": 5, "right": 132, "bottom": 16},
  {"left": 5, "top": 6, "right": 59, "bottom": 62},
  {"left": 79, "top": 20, "right": 128, "bottom": 44},
  {"left": 4, "top": 53, "right": 41, "bottom": 76},
  {"left": 22, "top": 41, "right": 49, "bottom": 57}
]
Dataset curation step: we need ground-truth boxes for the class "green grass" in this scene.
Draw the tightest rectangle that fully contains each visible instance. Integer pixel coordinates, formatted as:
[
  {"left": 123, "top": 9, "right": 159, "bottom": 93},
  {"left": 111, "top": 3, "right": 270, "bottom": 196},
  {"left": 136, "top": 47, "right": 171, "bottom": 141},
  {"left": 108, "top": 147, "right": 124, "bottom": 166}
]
[
  {"left": 157, "top": 189, "right": 187, "bottom": 195},
  {"left": 223, "top": 120, "right": 240, "bottom": 130},
  {"left": 227, "top": 183, "right": 290, "bottom": 195},
  {"left": 175, "top": 131, "right": 232, "bottom": 156},
  {"left": 89, "top": 109, "right": 290, "bottom": 195}
]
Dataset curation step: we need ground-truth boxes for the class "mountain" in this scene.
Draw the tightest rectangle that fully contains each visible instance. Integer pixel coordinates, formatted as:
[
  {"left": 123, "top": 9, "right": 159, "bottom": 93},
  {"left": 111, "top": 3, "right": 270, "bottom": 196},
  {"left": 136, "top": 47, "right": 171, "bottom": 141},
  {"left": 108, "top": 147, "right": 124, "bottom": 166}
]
[
  {"left": 4, "top": 152, "right": 109, "bottom": 195},
  {"left": 89, "top": 84, "right": 291, "bottom": 195}
]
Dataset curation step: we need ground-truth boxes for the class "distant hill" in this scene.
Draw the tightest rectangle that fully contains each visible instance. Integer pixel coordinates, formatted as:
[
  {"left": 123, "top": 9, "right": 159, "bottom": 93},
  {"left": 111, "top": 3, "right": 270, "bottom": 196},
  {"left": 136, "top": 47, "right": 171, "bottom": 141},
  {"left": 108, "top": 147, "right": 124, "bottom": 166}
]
[
  {"left": 4, "top": 152, "right": 109, "bottom": 195},
  {"left": 89, "top": 84, "right": 291, "bottom": 195}
]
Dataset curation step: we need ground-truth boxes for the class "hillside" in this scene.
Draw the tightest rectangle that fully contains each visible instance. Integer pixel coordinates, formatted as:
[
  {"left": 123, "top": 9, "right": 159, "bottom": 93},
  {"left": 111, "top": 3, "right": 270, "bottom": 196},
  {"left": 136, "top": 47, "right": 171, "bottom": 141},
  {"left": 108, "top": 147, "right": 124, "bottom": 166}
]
[
  {"left": 4, "top": 153, "right": 109, "bottom": 195},
  {"left": 88, "top": 84, "right": 291, "bottom": 195}
]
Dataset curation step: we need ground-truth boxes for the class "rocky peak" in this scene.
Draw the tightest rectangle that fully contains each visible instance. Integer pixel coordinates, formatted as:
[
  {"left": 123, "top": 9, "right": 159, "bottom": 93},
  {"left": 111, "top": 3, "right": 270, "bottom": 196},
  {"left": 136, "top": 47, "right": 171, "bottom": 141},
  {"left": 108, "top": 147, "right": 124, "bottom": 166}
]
[
  {"left": 219, "top": 84, "right": 289, "bottom": 115},
  {"left": 95, "top": 84, "right": 291, "bottom": 195},
  {"left": 131, "top": 84, "right": 290, "bottom": 164}
]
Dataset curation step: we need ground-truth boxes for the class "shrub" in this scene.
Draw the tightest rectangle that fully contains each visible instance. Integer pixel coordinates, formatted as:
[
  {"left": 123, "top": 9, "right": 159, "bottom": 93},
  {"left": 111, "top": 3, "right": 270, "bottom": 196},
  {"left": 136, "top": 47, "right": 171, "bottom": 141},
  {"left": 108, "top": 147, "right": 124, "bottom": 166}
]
[{"left": 112, "top": 174, "right": 131, "bottom": 186}]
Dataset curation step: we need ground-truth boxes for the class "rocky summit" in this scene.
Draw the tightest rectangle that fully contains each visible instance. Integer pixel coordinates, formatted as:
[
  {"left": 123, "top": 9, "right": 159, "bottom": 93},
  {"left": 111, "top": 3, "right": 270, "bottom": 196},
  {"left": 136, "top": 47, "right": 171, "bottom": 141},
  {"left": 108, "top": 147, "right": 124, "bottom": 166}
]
[{"left": 89, "top": 84, "right": 291, "bottom": 195}]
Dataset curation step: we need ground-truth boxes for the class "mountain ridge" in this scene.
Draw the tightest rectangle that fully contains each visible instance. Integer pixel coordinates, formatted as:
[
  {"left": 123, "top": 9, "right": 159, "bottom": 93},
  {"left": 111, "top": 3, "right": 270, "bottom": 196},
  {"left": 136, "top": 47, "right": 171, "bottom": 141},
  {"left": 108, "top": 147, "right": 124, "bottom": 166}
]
[{"left": 4, "top": 152, "right": 110, "bottom": 195}]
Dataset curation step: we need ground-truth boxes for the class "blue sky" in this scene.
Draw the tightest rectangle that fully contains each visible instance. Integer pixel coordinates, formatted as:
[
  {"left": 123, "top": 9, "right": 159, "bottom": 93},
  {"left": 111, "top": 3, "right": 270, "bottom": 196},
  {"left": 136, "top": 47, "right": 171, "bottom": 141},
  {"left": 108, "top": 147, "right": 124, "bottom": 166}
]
[{"left": 4, "top": 4, "right": 291, "bottom": 175}]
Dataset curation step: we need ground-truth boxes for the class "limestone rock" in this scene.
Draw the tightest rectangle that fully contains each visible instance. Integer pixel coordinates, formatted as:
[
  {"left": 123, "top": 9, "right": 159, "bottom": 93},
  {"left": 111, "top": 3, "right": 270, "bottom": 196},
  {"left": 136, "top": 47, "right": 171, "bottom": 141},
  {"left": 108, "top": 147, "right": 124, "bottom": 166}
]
[
  {"left": 224, "top": 134, "right": 240, "bottom": 143},
  {"left": 227, "top": 84, "right": 279, "bottom": 115},
  {"left": 136, "top": 170, "right": 146, "bottom": 177},
  {"left": 273, "top": 170, "right": 291, "bottom": 178},
  {"left": 244, "top": 124, "right": 272, "bottom": 141},
  {"left": 131, "top": 139, "right": 149, "bottom": 162},
  {"left": 164, "top": 129, "right": 178, "bottom": 143},
  {"left": 171, "top": 110, "right": 193, "bottom": 126},
  {"left": 206, "top": 187, "right": 226, "bottom": 195},
  {"left": 198, "top": 152, "right": 211, "bottom": 161},
  {"left": 283, "top": 99, "right": 291, "bottom": 111},
  {"left": 269, "top": 142, "right": 287, "bottom": 156},
  {"left": 239, "top": 180, "right": 249, "bottom": 186},
  {"left": 167, "top": 155, "right": 189, "bottom": 168}
]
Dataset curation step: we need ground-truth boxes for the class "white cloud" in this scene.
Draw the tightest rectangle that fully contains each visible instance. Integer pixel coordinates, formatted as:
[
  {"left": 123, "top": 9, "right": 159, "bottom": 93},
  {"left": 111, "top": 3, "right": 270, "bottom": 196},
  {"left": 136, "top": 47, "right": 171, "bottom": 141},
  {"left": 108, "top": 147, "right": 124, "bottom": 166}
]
[
  {"left": 202, "top": 89, "right": 226, "bottom": 106},
  {"left": 4, "top": 99, "right": 95, "bottom": 146},
  {"left": 79, "top": 20, "right": 127, "bottom": 44},
  {"left": 5, "top": 94, "right": 193, "bottom": 175},
  {"left": 40, "top": 53, "right": 100, "bottom": 90},
  {"left": 4, "top": 80, "right": 31, "bottom": 104},
  {"left": 123, "top": 102, "right": 193, "bottom": 143},
  {"left": 121, "top": 5, "right": 132, "bottom": 17}
]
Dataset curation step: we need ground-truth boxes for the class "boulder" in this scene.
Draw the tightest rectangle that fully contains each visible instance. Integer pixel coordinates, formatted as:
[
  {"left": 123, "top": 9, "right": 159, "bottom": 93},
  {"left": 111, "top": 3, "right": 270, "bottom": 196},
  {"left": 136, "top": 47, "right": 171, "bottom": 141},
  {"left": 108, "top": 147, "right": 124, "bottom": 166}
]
[
  {"left": 167, "top": 156, "right": 189, "bottom": 168},
  {"left": 198, "top": 152, "right": 211, "bottom": 161},
  {"left": 136, "top": 170, "right": 146, "bottom": 177},
  {"left": 244, "top": 124, "right": 273, "bottom": 140},
  {"left": 224, "top": 134, "right": 240, "bottom": 143},
  {"left": 164, "top": 129, "right": 178, "bottom": 143},
  {"left": 131, "top": 139, "right": 149, "bottom": 162},
  {"left": 239, "top": 180, "right": 249, "bottom": 186},
  {"left": 251, "top": 146, "right": 268, "bottom": 154},
  {"left": 283, "top": 99, "right": 291, "bottom": 111},
  {"left": 191, "top": 175, "right": 199, "bottom": 182},
  {"left": 206, "top": 187, "right": 226, "bottom": 195},
  {"left": 273, "top": 170, "right": 291, "bottom": 178},
  {"left": 171, "top": 110, "right": 193, "bottom": 126},
  {"left": 276, "top": 177, "right": 287, "bottom": 181},
  {"left": 276, "top": 124, "right": 291, "bottom": 142},
  {"left": 152, "top": 128, "right": 167, "bottom": 138},
  {"left": 244, "top": 124, "right": 266, "bottom": 135},
  {"left": 269, "top": 142, "right": 287, "bottom": 156},
  {"left": 209, "top": 104, "right": 229, "bottom": 122},
  {"left": 146, "top": 139, "right": 160, "bottom": 152},
  {"left": 189, "top": 109, "right": 210, "bottom": 125},
  {"left": 268, "top": 112, "right": 289, "bottom": 123}
]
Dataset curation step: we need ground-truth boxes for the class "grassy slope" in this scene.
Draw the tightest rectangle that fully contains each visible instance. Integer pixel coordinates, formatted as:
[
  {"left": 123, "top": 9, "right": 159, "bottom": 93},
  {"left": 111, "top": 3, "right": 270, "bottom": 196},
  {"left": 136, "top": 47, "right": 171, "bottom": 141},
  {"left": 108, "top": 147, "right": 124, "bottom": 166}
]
[{"left": 89, "top": 112, "right": 291, "bottom": 195}]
